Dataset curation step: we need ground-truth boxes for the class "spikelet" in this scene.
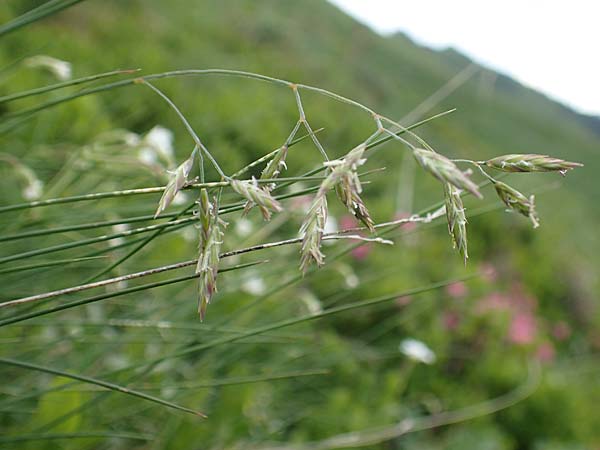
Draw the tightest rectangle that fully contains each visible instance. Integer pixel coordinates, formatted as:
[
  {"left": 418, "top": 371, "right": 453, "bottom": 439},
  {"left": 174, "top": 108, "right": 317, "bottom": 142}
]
[
  {"left": 330, "top": 144, "right": 375, "bottom": 232},
  {"left": 443, "top": 183, "right": 468, "bottom": 264},
  {"left": 261, "top": 144, "right": 289, "bottom": 186},
  {"left": 493, "top": 181, "right": 539, "bottom": 228},
  {"left": 230, "top": 177, "right": 283, "bottom": 221},
  {"left": 154, "top": 151, "right": 195, "bottom": 218},
  {"left": 196, "top": 188, "right": 227, "bottom": 320},
  {"left": 485, "top": 154, "right": 583, "bottom": 175},
  {"left": 299, "top": 144, "right": 374, "bottom": 272},
  {"left": 413, "top": 148, "right": 482, "bottom": 199},
  {"left": 243, "top": 144, "right": 288, "bottom": 215},
  {"left": 299, "top": 194, "right": 328, "bottom": 273}
]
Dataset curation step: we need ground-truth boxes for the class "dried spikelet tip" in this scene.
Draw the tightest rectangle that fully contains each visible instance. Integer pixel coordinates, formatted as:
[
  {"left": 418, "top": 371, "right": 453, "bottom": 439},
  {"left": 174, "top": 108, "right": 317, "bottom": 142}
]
[
  {"left": 485, "top": 154, "right": 583, "bottom": 175},
  {"left": 299, "top": 195, "right": 328, "bottom": 273},
  {"left": 154, "top": 151, "right": 195, "bottom": 218},
  {"left": 443, "top": 183, "right": 468, "bottom": 264},
  {"left": 230, "top": 177, "right": 283, "bottom": 221},
  {"left": 413, "top": 148, "right": 482, "bottom": 199},
  {"left": 493, "top": 181, "right": 539, "bottom": 228},
  {"left": 195, "top": 188, "right": 227, "bottom": 321}
]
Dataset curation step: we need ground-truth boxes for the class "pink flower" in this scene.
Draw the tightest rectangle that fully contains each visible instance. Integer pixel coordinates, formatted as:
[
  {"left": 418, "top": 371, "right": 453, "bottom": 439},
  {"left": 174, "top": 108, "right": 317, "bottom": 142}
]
[
  {"left": 445, "top": 281, "right": 468, "bottom": 298},
  {"left": 479, "top": 262, "right": 498, "bottom": 283},
  {"left": 535, "top": 342, "right": 556, "bottom": 364},
  {"left": 552, "top": 321, "right": 571, "bottom": 341},
  {"left": 476, "top": 292, "right": 512, "bottom": 314},
  {"left": 443, "top": 311, "right": 460, "bottom": 331},
  {"left": 508, "top": 312, "right": 537, "bottom": 345},
  {"left": 351, "top": 244, "right": 371, "bottom": 260}
]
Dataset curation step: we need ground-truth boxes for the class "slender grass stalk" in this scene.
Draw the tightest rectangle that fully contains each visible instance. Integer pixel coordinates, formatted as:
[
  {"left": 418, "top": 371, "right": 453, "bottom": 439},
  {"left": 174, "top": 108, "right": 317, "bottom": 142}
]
[
  {"left": 0, "top": 217, "right": 196, "bottom": 265},
  {"left": 0, "top": 215, "right": 160, "bottom": 243},
  {"left": 63, "top": 369, "right": 330, "bottom": 392},
  {"left": 141, "top": 80, "right": 226, "bottom": 178},
  {"left": 0, "top": 256, "right": 105, "bottom": 275},
  {"left": 0, "top": 357, "right": 206, "bottom": 417},
  {"left": 0, "top": 206, "right": 427, "bottom": 309},
  {"left": 0, "top": 431, "right": 154, "bottom": 444},
  {"left": 82, "top": 201, "right": 196, "bottom": 283},
  {"left": 0, "top": 69, "right": 139, "bottom": 104},
  {"left": 1, "top": 68, "right": 442, "bottom": 151},
  {"left": 0, "top": 260, "right": 267, "bottom": 327},
  {"left": 0, "top": 0, "right": 88, "bottom": 37}
]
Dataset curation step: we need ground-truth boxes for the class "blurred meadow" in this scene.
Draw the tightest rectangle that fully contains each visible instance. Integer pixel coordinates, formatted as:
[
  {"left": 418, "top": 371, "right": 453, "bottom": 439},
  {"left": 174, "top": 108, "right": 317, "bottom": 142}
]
[{"left": 0, "top": 1, "right": 599, "bottom": 449}]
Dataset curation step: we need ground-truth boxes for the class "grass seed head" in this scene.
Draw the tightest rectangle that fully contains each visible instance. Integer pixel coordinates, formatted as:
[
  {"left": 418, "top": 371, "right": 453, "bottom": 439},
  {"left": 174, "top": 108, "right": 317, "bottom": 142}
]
[
  {"left": 493, "top": 180, "right": 539, "bottom": 228},
  {"left": 413, "top": 148, "right": 482, "bottom": 199},
  {"left": 196, "top": 188, "right": 227, "bottom": 320},
  {"left": 261, "top": 144, "right": 289, "bottom": 185},
  {"left": 154, "top": 151, "right": 195, "bottom": 217},
  {"left": 299, "top": 194, "right": 328, "bottom": 273},
  {"left": 230, "top": 178, "right": 283, "bottom": 221},
  {"left": 243, "top": 144, "right": 288, "bottom": 215},
  {"left": 485, "top": 154, "right": 583, "bottom": 175},
  {"left": 328, "top": 144, "right": 375, "bottom": 231},
  {"left": 444, "top": 183, "right": 468, "bottom": 264}
]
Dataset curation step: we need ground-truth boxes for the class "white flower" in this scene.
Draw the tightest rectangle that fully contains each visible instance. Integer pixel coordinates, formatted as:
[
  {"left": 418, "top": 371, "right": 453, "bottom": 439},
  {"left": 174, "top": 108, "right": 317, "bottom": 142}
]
[
  {"left": 235, "top": 218, "right": 253, "bottom": 237},
  {"left": 144, "top": 126, "right": 174, "bottom": 162},
  {"left": 399, "top": 338, "right": 436, "bottom": 364},
  {"left": 15, "top": 163, "right": 43, "bottom": 200},
  {"left": 124, "top": 132, "right": 141, "bottom": 147},
  {"left": 25, "top": 55, "right": 72, "bottom": 81},
  {"left": 242, "top": 276, "right": 266, "bottom": 296},
  {"left": 138, "top": 147, "right": 158, "bottom": 165},
  {"left": 22, "top": 179, "right": 43, "bottom": 200}
]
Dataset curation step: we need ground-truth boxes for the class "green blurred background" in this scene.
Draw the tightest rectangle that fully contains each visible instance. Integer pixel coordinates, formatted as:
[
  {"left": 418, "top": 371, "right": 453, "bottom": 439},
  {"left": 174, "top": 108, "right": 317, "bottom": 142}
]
[{"left": 1, "top": 1, "right": 599, "bottom": 449}]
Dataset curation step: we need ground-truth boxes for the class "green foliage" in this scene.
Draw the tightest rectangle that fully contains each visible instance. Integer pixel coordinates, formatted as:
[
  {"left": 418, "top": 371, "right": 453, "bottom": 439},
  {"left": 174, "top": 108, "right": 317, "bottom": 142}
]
[{"left": 0, "top": 1, "right": 599, "bottom": 449}]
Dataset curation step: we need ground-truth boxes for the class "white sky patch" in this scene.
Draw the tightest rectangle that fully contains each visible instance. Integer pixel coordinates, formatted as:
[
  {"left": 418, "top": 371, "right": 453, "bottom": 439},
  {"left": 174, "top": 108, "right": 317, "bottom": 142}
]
[{"left": 328, "top": 0, "right": 600, "bottom": 115}]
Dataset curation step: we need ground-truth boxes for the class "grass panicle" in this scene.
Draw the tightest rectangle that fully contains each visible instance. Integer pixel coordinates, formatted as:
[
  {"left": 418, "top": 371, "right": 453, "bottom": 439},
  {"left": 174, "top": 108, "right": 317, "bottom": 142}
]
[
  {"left": 299, "top": 195, "right": 328, "bottom": 273},
  {"left": 299, "top": 143, "right": 376, "bottom": 272},
  {"left": 196, "top": 189, "right": 227, "bottom": 320},
  {"left": 485, "top": 154, "right": 583, "bottom": 175},
  {"left": 493, "top": 180, "right": 540, "bottom": 228},
  {"left": 243, "top": 144, "right": 289, "bottom": 215},
  {"left": 413, "top": 148, "right": 482, "bottom": 199},
  {"left": 154, "top": 149, "right": 196, "bottom": 217},
  {"left": 329, "top": 144, "right": 375, "bottom": 232},
  {"left": 444, "top": 183, "right": 468, "bottom": 264},
  {"left": 230, "top": 178, "right": 283, "bottom": 221}
]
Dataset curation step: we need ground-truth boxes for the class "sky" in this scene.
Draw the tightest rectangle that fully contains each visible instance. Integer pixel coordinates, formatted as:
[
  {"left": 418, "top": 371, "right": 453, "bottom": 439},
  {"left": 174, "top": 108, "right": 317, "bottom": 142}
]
[{"left": 328, "top": 0, "right": 600, "bottom": 116}]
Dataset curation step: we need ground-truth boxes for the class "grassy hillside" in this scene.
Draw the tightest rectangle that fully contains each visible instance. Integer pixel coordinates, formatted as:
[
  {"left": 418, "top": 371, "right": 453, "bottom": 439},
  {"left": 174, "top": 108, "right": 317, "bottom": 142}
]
[{"left": 1, "top": 1, "right": 599, "bottom": 448}]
